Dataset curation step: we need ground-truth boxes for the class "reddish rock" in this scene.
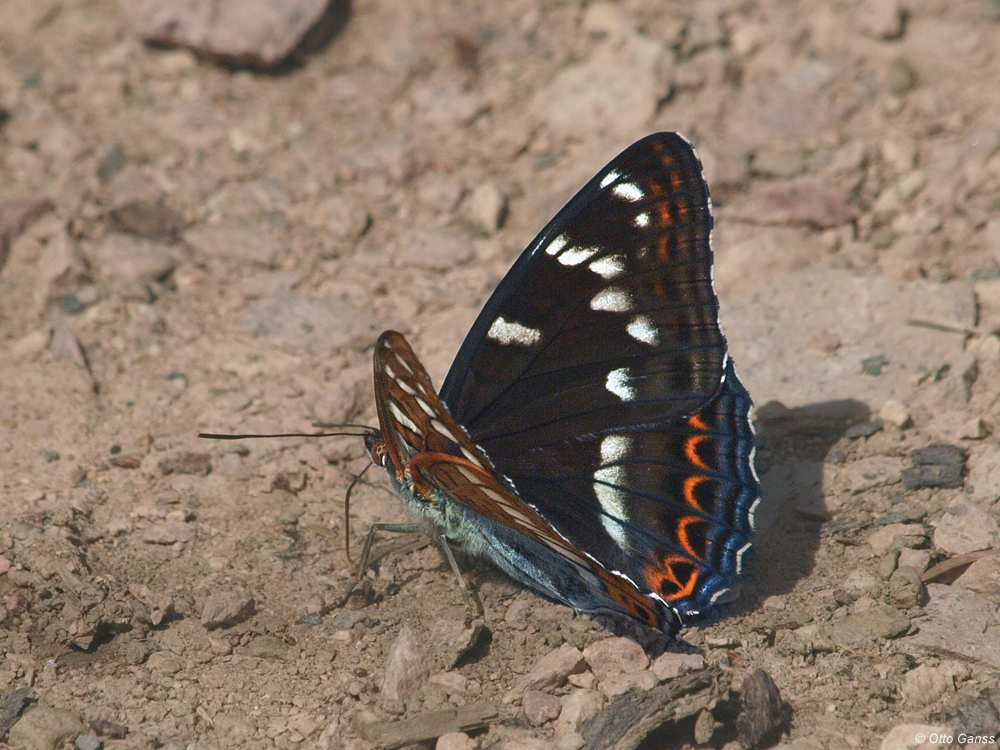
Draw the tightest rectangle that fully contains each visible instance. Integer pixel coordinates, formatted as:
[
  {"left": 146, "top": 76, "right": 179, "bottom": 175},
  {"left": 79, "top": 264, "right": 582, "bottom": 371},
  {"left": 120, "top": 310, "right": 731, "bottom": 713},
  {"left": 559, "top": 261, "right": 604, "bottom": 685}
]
[{"left": 729, "top": 180, "right": 857, "bottom": 228}]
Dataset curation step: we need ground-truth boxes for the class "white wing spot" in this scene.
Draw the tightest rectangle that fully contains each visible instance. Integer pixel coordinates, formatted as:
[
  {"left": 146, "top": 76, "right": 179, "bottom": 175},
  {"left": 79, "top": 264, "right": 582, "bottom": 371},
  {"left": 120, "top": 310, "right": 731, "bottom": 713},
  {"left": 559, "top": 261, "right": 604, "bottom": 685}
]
[
  {"left": 557, "top": 246, "right": 599, "bottom": 266},
  {"left": 627, "top": 315, "right": 659, "bottom": 346},
  {"left": 487, "top": 316, "right": 542, "bottom": 346},
  {"left": 396, "top": 378, "right": 417, "bottom": 395},
  {"left": 414, "top": 397, "right": 436, "bottom": 417},
  {"left": 588, "top": 255, "right": 625, "bottom": 279},
  {"left": 709, "top": 587, "right": 731, "bottom": 605},
  {"left": 599, "top": 170, "right": 620, "bottom": 189},
  {"left": 460, "top": 446, "right": 485, "bottom": 468},
  {"left": 600, "top": 434, "right": 631, "bottom": 463},
  {"left": 612, "top": 182, "right": 644, "bottom": 202},
  {"left": 747, "top": 495, "right": 760, "bottom": 531},
  {"left": 595, "top": 483, "right": 630, "bottom": 550},
  {"left": 388, "top": 402, "right": 419, "bottom": 432},
  {"left": 430, "top": 418, "right": 460, "bottom": 444},
  {"left": 735, "top": 540, "right": 753, "bottom": 573},
  {"left": 594, "top": 436, "right": 632, "bottom": 549},
  {"left": 605, "top": 367, "right": 635, "bottom": 401},
  {"left": 634, "top": 212, "right": 651, "bottom": 227},
  {"left": 590, "top": 287, "right": 632, "bottom": 312},
  {"left": 384, "top": 363, "right": 396, "bottom": 379},
  {"left": 544, "top": 233, "right": 569, "bottom": 256}
]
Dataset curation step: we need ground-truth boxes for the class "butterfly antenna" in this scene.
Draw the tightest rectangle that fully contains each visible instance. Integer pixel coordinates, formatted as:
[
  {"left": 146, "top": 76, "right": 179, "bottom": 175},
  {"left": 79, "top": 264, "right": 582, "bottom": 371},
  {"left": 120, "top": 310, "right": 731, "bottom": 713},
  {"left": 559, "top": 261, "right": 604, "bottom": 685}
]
[
  {"left": 198, "top": 430, "right": 369, "bottom": 440},
  {"left": 343, "top": 462, "right": 374, "bottom": 565},
  {"left": 311, "top": 421, "right": 379, "bottom": 431}
]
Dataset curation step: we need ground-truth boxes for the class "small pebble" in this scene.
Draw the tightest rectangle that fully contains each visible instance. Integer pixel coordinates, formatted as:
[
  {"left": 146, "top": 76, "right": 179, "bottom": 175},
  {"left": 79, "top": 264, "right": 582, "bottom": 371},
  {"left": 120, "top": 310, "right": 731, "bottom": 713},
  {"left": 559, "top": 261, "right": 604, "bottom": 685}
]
[
  {"left": 60, "top": 295, "right": 85, "bottom": 314},
  {"left": 651, "top": 652, "right": 705, "bottom": 681},
  {"left": 861, "top": 354, "right": 887, "bottom": 375},
  {"left": 582, "top": 637, "right": 648, "bottom": 679},
  {"left": 75, "top": 731, "right": 102, "bottom": 750},
  {"left": 845, "top": 420, "right": 883, "bottom": 440},
  {"left": 201, "top": 591, "right": 256, "bottom": 630},
  {"left": 902, "top": 445, "right": 966, "bottom": 489},
  {"left": 522, "top": 689, "right": 561, "bottom": 726},
  {"left": 888, "top": 567, "right": 924, "bottom": 609},
  {"left": 959, "top": 417, "right": 987, "bottom": 439},
  {"left": 555, "top": 690, "right": 605, "bottom": 736}
]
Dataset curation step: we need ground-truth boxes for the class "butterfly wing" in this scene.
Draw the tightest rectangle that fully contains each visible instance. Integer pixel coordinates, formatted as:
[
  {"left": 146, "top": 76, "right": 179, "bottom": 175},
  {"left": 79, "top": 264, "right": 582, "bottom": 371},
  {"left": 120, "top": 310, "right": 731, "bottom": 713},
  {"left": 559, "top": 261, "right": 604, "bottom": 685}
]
[
  {"left": 372, "top": 330, "right": 674, "bottom": 629},
  {"left": 439, "top": 133, "right": 758, "bottom": 620}
]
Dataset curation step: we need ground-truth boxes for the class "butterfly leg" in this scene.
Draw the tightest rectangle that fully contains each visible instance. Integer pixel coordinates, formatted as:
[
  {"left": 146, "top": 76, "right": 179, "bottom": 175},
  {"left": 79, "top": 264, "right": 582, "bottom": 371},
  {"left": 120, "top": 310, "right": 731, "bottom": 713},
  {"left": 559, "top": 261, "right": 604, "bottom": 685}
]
[
  {"left": 355, "top": 522, "right": 426, "bottom": 582},
  {"left": 332, "top": 523, "right": 426, "bottom": 610},
  {"left": 436, "top": 534, "right": 485, "bottom": 622}
]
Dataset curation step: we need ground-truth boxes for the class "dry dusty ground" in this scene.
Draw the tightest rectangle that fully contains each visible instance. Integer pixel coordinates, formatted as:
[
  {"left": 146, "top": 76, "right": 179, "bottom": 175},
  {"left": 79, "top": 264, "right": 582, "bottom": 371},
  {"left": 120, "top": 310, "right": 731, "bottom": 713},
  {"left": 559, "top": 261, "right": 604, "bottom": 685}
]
[{"left": 3, "top": 1, "right": 1000, "bottom": 749}]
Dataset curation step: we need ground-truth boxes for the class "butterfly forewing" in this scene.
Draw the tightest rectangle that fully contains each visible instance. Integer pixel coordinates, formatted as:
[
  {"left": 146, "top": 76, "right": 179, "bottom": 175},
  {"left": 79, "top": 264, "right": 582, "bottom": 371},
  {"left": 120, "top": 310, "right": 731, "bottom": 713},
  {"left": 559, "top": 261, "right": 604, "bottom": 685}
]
[
  {"left": 440, "top": 134, "right": 722, "bottom": 454},
  {"left": 435, "top": 133, "right": 758, "bottom": 622},
  {"left": 372, "top": 330, "right": 486, "bottom": 473}
]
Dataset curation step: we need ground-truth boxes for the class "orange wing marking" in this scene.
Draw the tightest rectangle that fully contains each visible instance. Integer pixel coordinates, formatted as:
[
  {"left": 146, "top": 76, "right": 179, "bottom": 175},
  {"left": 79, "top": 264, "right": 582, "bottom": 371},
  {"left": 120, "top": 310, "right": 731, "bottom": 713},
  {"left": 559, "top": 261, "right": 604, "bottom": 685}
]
[
  {"left": 656, "top": 202, "right": 674, "bottom": 228},
  {"left": 655, "top": 235, "right": 670, "bottom": 263},
  {"left": 682, "top": 474, "right": 707, "bottom": 513},
  {"left": 684, "top": 434, "right": 711, "bottom": 472},
  {"left": 644, "top": 554, "right": 699, "bottom": 602},
  {"left": 669, "top": 170, "right": 684, "bottom": 194},
  {"left": 676, "top": 515, "right": 707, "bottom": 561},
  {"left": 687, "top": 413, "right": 709, "bottom": 431}
]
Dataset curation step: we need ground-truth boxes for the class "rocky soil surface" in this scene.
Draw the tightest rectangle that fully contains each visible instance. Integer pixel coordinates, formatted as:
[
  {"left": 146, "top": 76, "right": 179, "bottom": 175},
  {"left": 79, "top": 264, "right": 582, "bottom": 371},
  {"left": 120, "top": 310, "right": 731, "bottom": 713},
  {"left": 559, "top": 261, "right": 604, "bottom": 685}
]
[{"left": 3, "top": 0, "right": 1000, "bottom": 748}]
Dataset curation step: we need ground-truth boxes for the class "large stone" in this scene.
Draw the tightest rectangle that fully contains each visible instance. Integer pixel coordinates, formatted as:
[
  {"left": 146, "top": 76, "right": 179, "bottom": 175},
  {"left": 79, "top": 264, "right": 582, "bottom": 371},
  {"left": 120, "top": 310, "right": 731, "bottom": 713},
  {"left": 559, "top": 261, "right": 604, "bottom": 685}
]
[
  {"left": 933, "top": 500, "right": 1000, "bottom": 555},
  {"left": 824, "top": 605, "right": 911, "bottom": 645},
  {"left": 728, "top": 180, "right": 856, "bottom": 228},
  {"left": 7, "top": 705, "right": 86, "bottom": 750},
  {"left": 907, "top": 584, "right": 1000, "bottom": 668},
  {"left": 186, "top": 223, "right": 278, "bottom": 266},
  {"left": 555, "top": 690, "right": 605, "bottom": 736},
  {"left": 117, "top": 0, "right": 339, "bottom": 69},
  {"left": 381, "top": 623, "right": 430, "bottom": 702},
  {"left": 582, "top": 637, "right": 649, "bottom": 680},
  {"left": 394, "top": 227, "right": 475, "bottom": 271},
  {"left": 953, "top": 553, "right": 1000, "bottom": 600},
  {"left": 91, "top": 233, "right": 180, "bottom": 283},
  {"left": 965, "top": 443, "right": 1000, "bottom": 504},
  {"left": 505, "top": 644, "right": 588, "bottom": 701},
  {"left": 201, "top": 591, "right": 256, "bottom": 629},
  {"left": 880, "top": 724, "right": 954, "bottom": 750}
]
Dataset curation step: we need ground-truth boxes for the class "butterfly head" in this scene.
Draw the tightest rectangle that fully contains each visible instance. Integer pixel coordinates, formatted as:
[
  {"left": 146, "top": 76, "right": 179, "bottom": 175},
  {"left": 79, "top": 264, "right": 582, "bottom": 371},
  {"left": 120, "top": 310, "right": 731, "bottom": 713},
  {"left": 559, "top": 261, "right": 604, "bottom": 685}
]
[{"left": 363, "top": 429, "right": 395, "bottom": 473}]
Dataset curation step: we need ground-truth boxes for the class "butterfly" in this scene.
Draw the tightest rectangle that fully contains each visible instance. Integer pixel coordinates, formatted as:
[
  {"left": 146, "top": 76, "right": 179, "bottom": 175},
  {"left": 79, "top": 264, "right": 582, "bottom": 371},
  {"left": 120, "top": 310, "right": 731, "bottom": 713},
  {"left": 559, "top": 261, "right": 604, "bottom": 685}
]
[{"left": 363, "top": 132, "right": 758, "bottom": 635}]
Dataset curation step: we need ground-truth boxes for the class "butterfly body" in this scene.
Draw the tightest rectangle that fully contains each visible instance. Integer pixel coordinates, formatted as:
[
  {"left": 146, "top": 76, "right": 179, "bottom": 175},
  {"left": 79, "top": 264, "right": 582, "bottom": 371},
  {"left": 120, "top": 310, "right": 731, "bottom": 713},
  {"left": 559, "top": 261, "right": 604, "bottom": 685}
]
[{"left": 365, "top": 133, "right": 759, "bottom": 636}]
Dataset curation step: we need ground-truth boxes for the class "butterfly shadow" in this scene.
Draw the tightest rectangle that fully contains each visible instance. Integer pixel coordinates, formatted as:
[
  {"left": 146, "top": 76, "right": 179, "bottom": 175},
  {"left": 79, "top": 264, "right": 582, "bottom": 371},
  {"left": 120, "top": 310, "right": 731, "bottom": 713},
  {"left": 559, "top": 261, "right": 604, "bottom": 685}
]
[{"left": 733, "top": 398, "right": 871, "bottom": 620}]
